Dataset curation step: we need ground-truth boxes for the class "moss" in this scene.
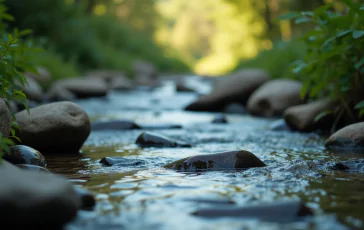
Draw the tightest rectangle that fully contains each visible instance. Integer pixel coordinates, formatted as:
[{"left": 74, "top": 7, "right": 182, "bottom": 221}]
[
  {"left": 192, "top": 160, "right": 207, "bottom": 169},
  {"left": 163, "top": 157, "right": 189, "bottom": 170}
]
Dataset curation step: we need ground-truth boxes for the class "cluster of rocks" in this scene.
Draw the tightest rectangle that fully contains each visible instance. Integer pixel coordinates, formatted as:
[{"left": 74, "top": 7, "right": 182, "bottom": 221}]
[
  {"left": 15, "top": 60, "right": 159, "bottom": 111},
  {"left": 184, "top": 68, "right": 364, "bottom": 151},
  {"left": 0, "top": 97, "right": 95, "bottom": 228}
]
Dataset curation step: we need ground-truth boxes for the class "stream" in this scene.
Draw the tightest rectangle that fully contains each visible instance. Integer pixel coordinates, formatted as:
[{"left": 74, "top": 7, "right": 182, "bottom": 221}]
[{"left": 46, "top": 77, "right": 363, "bottom": 230}]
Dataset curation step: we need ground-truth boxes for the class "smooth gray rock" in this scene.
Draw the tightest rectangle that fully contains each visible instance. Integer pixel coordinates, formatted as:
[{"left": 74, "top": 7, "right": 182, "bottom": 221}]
[
  {"left": 15, "top": 101, "right": 91, "bottom": 154},
  {"left": 0, "top": 161, "right": 81, "bottom": 228}
]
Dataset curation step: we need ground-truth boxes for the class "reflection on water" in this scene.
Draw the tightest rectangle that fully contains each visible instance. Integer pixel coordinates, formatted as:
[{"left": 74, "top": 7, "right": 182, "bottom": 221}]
[{"left": 45, "top": 79, "right": 364, "bottom": 230}]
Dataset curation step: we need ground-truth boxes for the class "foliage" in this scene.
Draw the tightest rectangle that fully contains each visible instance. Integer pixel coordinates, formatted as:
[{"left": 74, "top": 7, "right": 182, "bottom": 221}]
[
  {"left": 4, "top": 0, "right": 190, "bottom": 77},
  {"left": 234, "top": 39, "right": 307, "bottom": 79},
  {"left": 0, "top": 0, "right": 37, "bottom": 158},
  {"left": 280, "top": 0, "right": 364, "bottom": 126}
]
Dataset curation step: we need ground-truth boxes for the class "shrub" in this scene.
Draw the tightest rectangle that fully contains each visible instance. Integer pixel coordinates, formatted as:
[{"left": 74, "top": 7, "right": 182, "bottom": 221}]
[
  {"left": 281, "top": 0, "right": 364, "bottom": 128},
  {"left": 234, "top": 39, "right": 307, "bottom": 79},
  {"left": 0, "top": 1, "right": 35, "bottom": 158}
]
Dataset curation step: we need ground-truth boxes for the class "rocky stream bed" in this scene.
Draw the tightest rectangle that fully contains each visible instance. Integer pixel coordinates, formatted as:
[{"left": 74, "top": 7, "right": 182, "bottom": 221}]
[
  {"left": 46, "top": 79, "right": 364, "bottom": 230},
  {"left": 1, "top": 71, "right": 364, "bottom": 230}
]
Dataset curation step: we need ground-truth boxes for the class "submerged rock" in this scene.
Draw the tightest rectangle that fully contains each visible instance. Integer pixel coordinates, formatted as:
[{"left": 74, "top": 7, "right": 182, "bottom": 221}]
[
  {"left": 329, "top": 159, "right": 364, "bottom": 173},
  {"left": 192, "top": 200, "right": 313, "bottom": 223},
  {"left": 269, "top": 119, "right": 291, "bottom": 131},
  {"left": 185, "top": 69, "right": 269, "bottom": 112},
  {"left": 211, "top": 114, "right": 228, "bottom": 124},
  {"left": 91, "top": 120, "right": 140, "bottom": 131},
  {"left": 138, "top": 123, "right": 183, "bottom": 130},
  {"left": 136, "top": 131, "right": 191, "bottom": 148},
  {"left": 325, "top": 122, "right": 364, "bottom": 150},
  {"left": 247, "top": 79, "right": 303, "bottom": 117},
  {"left": 284, "top": 98, "right": 338, "bottom": 132},
  {"left": 2, "top": 145, "right": 46, "bottom": 167},
  {"left": 223, "top": 103, "right": 247, "bottom": 114},
  {"left": 73, "top": 186, "right": 96, "bottom": 210},
  {"left": 164, "top": 150, "right": 266, "bottom": 171},
  {"left": 17, "top": 164, "right": 50, "bottom": 173},
  {"left": 15, "top": 101, "right": 91, "bottom": 154},
  {"left": 100, "top": 157, "right": 145, "bottom": 167},
  {"left": 0, "top": 98, "right": 11, "bottom": 138},
  {"left": 0, "top": 160, "right": 80, "bottom": 228}
]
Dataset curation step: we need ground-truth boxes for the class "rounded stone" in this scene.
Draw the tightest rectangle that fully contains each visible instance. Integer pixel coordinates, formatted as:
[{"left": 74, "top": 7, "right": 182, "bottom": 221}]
[
  {"left": 3, "top": 145, "right": 46, "bottom": 167},
  {"left": 136, "top": 131, "right": 191, "bottom": 148},
  {"left": 325, "top": 122, "right": 364, "bottom": 150}
]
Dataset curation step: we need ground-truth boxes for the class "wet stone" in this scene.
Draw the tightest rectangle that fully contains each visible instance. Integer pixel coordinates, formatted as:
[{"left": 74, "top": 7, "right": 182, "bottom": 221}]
[
  {"left": 269, "top": 119, "right": 291, "bottom": 131},
  {"left": 100, "top": 157, "right": 145, "bottom": 167},
  {"left": 91, "top": 120, "right": 140, "bottom": 131},
  {"left": 211, "top": 114, "right": 228, "bottom": 124},
  {"left": 136, "top": 131, "right": 192, "bottom": 148},
  {"left": 16, "top": 164, "right": 50, "bottom": 173},
  {"left": 3, "top": 145, "right": 46, "bottom": 167},
  {"left": 192, "top": 200, "right": 313, "bottom": 223},
  {"left": 329, "top": 159, "right": 364, "bottom": 173},
  {"left": 325, "top": 122, "right": 364, "bottom": 151},
  {"left": 138, "top": 123, "right": 183, "bottom": 130},
  {"left": 164, "top": 150, "right": 266, "bottom": 172},
  {"left": 73, "top": 186, "right": 96, "bottom": 210}
]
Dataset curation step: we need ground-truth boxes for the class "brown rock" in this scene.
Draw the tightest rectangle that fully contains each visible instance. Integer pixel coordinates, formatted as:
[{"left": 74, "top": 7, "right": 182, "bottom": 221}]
[
  {"left": 0, "top": 98, "right": 11, "bottom": 138},
  {"left": 325, "top": 122, "right": 364, "bottom": 150},
  {"left": 164, "top": 150, "right": 266, "bottom": 171},
  {"left": 15, "top": 101, "right": 90, "bottom": 154},
  {"left": 284, "top": 98, "right": 338, "bottom": 132},
  {"left": 185, "top": 69, "right": 269, "bottom": 112},
  {"left": 247, "top": 79, "right": 303, "bottom": 117}
]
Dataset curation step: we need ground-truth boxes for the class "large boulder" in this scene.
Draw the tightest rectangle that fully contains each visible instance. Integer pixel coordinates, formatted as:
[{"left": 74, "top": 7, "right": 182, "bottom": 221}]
[
  {"left": 284, "top": 98, "right": 338, "bottom": 132},
  {"left": 185, "top": 69, "right": 269, "bottom": 112},
  {"left": 164, "top": 150, "right": 266, "bottom": 171},
  {"left": 0, "top": 98, "right": 11, "bottom": 138},
  {"left": 0, "top": 160, "right": 80, "bottom": 228},
  {"left": 50, "top": 78, "right": 108, "bottom": 98},
  {"left": 247, "top": 79, "right": 303, "bottom": 117},
  {"left": 325, "top": 122, "right": 364, "bottom": 150},
  {"left": 15, "top": 101, "right": 91, "bottom": 154}
]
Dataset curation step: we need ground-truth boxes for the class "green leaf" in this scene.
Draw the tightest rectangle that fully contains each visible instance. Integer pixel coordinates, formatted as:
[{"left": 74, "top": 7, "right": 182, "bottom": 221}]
[
  {"left": 23, "top": 103, "right": 30, "bottom": 114},
  {"left": 354, "top": 100, "right": 364, "bottom": 109},
  {"left": 295, "top": 17, "right": 312, "bottom": 24},
  {"left": 314, "top": 4, "right": 333, "bottom": 17},
  {"left": 279, "top": 12, "right": 301, "bottom": 20},
  {"left": 300, "top": 80, "right": 311, "bottom": 100},
  {"left": 353, "top": 30, "right": 364, "bottom": 39},
  {"left": 314, "top": 110, "right": 333, "bottom": 122},
  {"left": 360, "top": 108, "right": 364, "bottom": 117},
  {"left": 354, "top": 57, "right": 364, "bottom": 69}
]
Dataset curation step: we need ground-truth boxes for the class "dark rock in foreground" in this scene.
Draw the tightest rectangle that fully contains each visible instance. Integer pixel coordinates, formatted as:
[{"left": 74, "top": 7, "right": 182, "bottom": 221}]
[
  {"left": 192, "top": 200, "right": 313, "bottom": 223},
  {"left": 0, "top": 161, "right": 80, "bottom": 228},
  {"left": 136, "top": 131, "right": 191, "bottom": 148},
  {"left": 164, "top": 150, "right": 266, "bottom": 171},
  {"left": 100, "top": 157, "right": 145, "bottom": 167},
  {"left": 325, "top": 122, "right": 364, "bottom": 151},
  {"left": 91, "top": 120, "right": 140, "bottom": 131},
  {"left": 3, "top": 145, "right": 46, "bottom": 167},
  {"left": 329, "top": 159, "right": 364, "bottom": 173}
]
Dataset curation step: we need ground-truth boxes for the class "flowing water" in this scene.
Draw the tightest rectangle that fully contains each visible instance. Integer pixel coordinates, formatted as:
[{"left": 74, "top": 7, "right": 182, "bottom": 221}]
[{"left": 46, "top": 77, "right": 364, "bottom": 230}]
